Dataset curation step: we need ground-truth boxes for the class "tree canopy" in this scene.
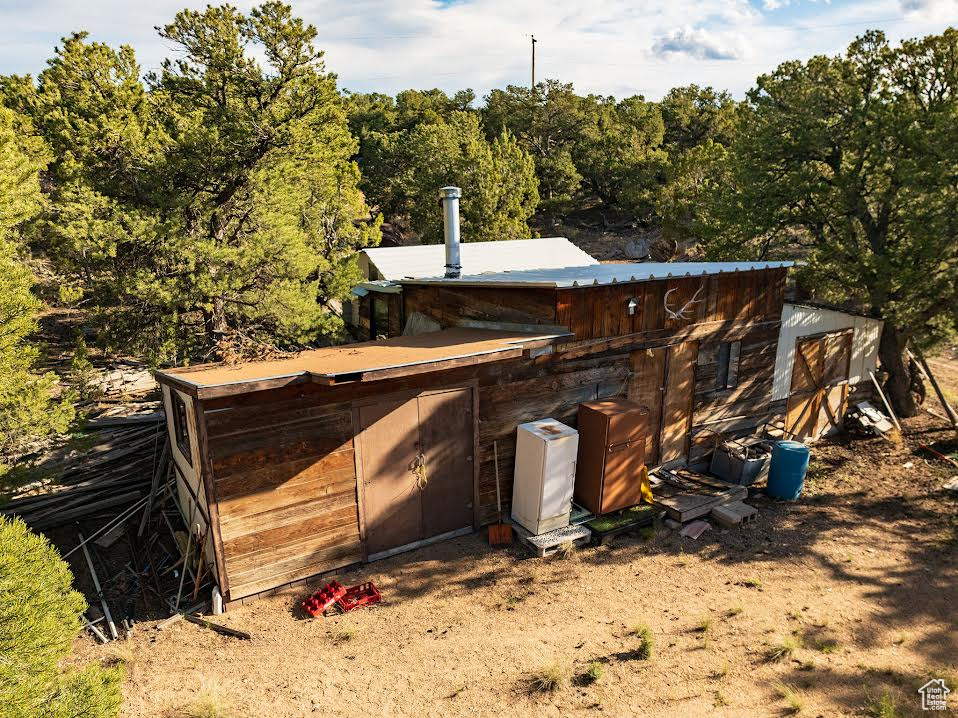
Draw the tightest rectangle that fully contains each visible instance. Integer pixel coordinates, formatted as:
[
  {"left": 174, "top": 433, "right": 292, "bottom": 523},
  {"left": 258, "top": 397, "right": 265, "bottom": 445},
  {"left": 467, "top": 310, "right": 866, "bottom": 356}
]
[
  {"left": 0, "top": 106, "right": 73, "bottom": 469},
  {"left": 4, "top": 3, "right": 380, "bottom": 363},
  {"left": 702, "top": 29, "right": 958, "bottom": 414}
]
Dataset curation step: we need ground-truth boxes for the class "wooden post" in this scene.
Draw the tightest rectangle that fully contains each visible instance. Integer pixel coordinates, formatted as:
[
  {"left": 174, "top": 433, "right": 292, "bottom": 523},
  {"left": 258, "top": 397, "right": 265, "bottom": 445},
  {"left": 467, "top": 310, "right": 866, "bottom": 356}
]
[
  {"left": 138, "top": 439, "right": 170, "bottom": 538},
  {"left": 869, "top": 370, "right": 902, "bottom": 432},
  {"left": 913, "top": 348, "right": 958, "bottom": 432},
  {"left": 174, "top": 524, "right": 195, "bottom": 612}
]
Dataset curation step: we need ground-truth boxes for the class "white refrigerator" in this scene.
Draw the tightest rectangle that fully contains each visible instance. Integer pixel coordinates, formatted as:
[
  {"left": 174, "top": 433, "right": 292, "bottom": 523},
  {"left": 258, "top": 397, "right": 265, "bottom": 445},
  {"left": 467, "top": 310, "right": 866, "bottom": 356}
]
[{"left": 511, "top": 418, "right": 579, "bottom": 535}]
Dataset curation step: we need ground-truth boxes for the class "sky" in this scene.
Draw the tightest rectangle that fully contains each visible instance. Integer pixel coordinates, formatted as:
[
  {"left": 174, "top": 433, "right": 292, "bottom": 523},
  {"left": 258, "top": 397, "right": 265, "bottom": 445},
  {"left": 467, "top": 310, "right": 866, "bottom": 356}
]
[{"left": 0, "top": 0, "right": 955, "bottom": 101}]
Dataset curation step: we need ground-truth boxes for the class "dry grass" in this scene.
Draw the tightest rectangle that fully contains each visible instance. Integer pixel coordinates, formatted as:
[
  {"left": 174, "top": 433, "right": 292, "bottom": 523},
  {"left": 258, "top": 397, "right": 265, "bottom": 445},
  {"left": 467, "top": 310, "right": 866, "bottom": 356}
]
[
  {"left": 772, "top": 680, "right": 805, "bottom": 714},
  {"left": 183, "top": 681, "right": 235, "bottom": 718},
  {"left": 105, "top": 642, "right": 137, "bottom": 668},
  {"left": 767, "top": 634, "right": 803, "bottom": 663},
  {"left": 575, "top": 661, "right": 604, "bottom": 686},
  {"left": 528, "top": 662, "right": 566, "bottom": 693},
  {"left": 555, "top": 540, "right": 578, "bottom": 560},
  {"left": 334, "top": 626, "right": 358, "bottom": 643},
  {"left": 631, "top": 624, "right": 654, "bottom": 660},
  {"left": 863, "top": 688, "right": 899, "bottom": 718}
]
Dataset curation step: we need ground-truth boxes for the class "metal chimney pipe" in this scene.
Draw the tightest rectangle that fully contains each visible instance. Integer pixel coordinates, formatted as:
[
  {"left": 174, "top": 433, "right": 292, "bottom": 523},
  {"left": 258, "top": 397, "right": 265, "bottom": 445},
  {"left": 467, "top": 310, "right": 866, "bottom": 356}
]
[{"left": 439, "top": 186, "right": 462, "bottom": 279}]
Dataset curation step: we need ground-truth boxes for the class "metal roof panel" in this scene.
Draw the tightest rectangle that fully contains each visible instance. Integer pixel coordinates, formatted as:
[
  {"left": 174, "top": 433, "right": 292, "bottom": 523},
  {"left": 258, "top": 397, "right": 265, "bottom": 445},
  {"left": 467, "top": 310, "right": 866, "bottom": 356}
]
[
  {"left": 361, "top": 237, "right": 599, "bottom": 280},
  {"left": 399, "top": 261, "right": 795, "bottom": 288}
]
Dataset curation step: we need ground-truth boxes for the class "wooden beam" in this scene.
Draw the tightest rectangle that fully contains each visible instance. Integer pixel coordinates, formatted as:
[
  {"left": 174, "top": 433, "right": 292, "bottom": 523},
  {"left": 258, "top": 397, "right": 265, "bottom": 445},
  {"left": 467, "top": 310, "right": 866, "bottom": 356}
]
[
  {"left": 79, "top": 533, "right": 119, "bottom": 640},
  {"left": 319, "top": 347, "right": 525, "bottom": 384},
  {"left": 913, "top": 348, "right": 958, "bottom": 431},
  {"left": 869, "top": 370, "right": 902, "bottom": 432},
  {"left": 556, "top": 319, "right": 782, "bottom": 361},
  {"left": 182, "top": 613, "right": 251, "bottom": 640},
  {"left": 195, "top": 374, "right": 311, "bottom": 400},
  {"left": 154, "top": 372, "right": 202, "bottom": 399}
]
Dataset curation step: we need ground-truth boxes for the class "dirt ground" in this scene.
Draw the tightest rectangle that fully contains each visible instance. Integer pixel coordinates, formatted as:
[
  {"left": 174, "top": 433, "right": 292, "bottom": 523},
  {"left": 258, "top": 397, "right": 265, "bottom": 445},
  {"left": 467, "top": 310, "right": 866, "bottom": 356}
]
[{"left": 68, "top": 407, "right": 957, "bottom": 718}]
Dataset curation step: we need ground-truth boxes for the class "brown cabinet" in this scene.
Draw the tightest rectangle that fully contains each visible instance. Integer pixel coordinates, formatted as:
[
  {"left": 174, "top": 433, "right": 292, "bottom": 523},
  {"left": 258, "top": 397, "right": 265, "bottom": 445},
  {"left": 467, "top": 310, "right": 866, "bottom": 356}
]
[{"left": 574, "top": 399, "right": 649, "bottom": 515}]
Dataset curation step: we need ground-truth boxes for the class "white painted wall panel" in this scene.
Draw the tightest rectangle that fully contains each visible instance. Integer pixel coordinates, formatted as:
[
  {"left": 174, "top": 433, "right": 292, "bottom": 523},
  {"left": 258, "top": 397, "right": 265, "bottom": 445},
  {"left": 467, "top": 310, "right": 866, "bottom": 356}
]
[{"left": 773, "top": 304, "right": 883, "bottom": 401}]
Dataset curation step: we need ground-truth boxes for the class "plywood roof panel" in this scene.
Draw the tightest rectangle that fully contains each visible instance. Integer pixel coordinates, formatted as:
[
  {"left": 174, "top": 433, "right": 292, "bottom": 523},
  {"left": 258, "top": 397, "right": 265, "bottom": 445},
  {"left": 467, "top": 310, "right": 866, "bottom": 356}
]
[{"left": 155, "top": 328, "right": 568, "bottom": 398}]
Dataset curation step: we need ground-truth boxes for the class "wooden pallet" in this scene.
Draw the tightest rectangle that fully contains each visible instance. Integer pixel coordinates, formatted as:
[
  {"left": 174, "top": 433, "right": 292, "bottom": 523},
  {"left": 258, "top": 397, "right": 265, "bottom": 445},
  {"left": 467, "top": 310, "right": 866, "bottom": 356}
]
[
  {"left": 586, "top": 504, "right": 657, "bottom": 545},
  {"left": 512, "top": 522, "right": 592, "bottom": 558},
  {"left": 651, "top": 467, "right": 748, "bottom": 522}
]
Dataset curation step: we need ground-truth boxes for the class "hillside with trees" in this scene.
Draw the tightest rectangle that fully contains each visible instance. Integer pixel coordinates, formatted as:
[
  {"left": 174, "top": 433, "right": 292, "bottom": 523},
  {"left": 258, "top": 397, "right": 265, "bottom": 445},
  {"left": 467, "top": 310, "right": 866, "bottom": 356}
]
[{"left": 0, "top": 1, "right": 955, "bottom": 477}]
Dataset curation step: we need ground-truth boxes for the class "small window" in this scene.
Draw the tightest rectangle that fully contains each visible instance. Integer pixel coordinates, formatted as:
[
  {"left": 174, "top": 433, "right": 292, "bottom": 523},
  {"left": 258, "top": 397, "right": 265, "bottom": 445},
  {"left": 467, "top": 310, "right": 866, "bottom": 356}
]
[
  {"left": 370, "top": 296, "right": 390, "bottom": 339},
  {"left": 171, "top": 392, "right": 192, "bottom": 464},
  {"left": 716, "top": 340, "right": 742, "bottom": 390}
]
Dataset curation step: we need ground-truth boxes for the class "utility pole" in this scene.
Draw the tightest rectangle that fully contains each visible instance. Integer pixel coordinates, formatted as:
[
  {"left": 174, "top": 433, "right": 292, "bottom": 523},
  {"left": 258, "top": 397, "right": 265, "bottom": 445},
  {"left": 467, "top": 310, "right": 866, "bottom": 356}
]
[{"left": 531, "top": 35, "right": 537, "bottom": 88}]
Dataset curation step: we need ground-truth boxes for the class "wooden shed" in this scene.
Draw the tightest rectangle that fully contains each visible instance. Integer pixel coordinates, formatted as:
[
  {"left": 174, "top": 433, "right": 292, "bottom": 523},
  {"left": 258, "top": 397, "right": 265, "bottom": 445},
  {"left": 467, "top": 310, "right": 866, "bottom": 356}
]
[
  {"left": 346, "top": 237, "right": 598, "bottom": 341},
  {"left": 773, "top": 302, "right": 882, "bottom": 441},
  {"left": 154, "top": 260, "right": 793, "bottom": 608}
]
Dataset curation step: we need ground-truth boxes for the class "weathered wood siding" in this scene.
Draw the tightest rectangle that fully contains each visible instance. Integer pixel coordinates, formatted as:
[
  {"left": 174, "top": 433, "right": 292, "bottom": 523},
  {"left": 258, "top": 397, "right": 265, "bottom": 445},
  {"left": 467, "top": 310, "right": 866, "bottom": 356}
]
[
  {"left": 201, "top": 396, "right": 362, "bottom": 600},
  {"left": 355, "top": 293, "right": 403, "bottom": 341},
  {"left": 403, "top": 286, "right": 559, "bottom": 328},
  {"left": 556, "top": 270, "right": 786, "bottom": 341},
  {"left": 689, "top": 324, "right": 785, "bottom": 466},
  {"left": 159, "top": 266, "right": 791, "bottom": 603}
]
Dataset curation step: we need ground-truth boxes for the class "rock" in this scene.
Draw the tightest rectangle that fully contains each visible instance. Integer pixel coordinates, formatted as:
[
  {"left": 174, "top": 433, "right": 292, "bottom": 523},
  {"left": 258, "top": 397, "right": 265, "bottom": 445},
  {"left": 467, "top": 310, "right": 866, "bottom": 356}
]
[
  {"left": 623, "top": 238, "right": 651, "bottom": 259},
  {"left": 944, "top": 476, "right": 958, "bottom": 493}
]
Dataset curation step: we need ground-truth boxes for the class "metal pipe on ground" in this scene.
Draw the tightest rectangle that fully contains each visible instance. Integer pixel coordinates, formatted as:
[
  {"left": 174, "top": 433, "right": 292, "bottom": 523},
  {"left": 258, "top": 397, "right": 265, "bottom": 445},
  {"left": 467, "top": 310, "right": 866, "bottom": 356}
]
[{"left": 79, "top": 533, "right": 118, "bottom": 640}]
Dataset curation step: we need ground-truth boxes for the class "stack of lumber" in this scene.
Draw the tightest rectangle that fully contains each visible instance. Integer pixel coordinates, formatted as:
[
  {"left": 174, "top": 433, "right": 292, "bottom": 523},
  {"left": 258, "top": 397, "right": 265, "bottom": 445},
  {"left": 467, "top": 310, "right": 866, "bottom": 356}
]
[
  {"left": 650, "top": 467, "right": 748, "bottom": 522},
  {"left": 1, "top": 410, "right": 167, "bottom": 531}
]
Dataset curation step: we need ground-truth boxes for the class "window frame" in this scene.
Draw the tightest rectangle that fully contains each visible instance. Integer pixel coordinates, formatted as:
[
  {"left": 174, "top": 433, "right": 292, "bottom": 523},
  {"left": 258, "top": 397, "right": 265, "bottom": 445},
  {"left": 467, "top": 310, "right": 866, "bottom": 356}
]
[
  {"left": 716, "top": 340, "right": 742, "bottom": 391},
  {"left": 170, "top": 391, "right": 193, "bottom": 465}
]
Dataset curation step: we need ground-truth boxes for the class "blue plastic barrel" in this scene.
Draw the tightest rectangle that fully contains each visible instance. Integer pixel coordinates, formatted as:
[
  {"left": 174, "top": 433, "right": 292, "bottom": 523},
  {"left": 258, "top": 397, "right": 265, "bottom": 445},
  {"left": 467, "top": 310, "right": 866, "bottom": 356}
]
[{"left": 766, "top": 441, "right": 810, "bottom": 500}]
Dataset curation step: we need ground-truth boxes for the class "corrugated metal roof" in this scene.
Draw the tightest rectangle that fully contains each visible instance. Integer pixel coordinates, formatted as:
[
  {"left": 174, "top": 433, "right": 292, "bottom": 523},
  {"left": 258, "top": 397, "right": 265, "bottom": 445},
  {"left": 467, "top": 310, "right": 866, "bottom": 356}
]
[
  {"left": 361, "top": 237, "right": 598, "bottom": 280},
  {"left": 399, "top": 261, "right": 795, "bottom": 289}
]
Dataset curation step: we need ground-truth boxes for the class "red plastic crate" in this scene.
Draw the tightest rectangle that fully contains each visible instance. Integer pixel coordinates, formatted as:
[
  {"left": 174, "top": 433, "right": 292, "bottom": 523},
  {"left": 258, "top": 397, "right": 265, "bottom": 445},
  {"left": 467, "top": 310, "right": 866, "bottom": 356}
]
[
  {"left": 302, "top": 581, "right": 346, "bottom": 617},
  {"left": 335, "top": 582, "right": 381, "bottom": 613}
]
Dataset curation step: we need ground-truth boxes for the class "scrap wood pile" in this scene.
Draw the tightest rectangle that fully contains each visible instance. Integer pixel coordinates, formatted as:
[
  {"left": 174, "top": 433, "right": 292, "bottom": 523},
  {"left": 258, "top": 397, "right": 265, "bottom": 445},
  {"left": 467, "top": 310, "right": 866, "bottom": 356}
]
[
  {"left": 1, "top": 405, "right": 167, "bottom": 530},
  {"left": 69, "top": 489, "right": 220, "bottom": 644}
]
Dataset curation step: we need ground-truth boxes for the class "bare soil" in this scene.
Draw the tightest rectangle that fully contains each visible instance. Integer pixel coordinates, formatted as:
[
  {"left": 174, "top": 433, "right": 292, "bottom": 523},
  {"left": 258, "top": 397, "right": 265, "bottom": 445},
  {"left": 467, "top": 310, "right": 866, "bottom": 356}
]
[
  {"left": 70, "top": 408, "right": 958, "bottom": 718},
  {"left": 927, "top": 346, "right": 958, "bottom": 407}
]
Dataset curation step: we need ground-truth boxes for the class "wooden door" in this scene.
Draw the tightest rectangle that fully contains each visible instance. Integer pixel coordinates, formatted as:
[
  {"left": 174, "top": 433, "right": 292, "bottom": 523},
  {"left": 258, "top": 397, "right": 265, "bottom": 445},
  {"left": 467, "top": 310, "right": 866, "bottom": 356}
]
[
  {"left": 358, "top": 398, "right": 423, "bottom": 556},
  {"left": 629, "top": 347, "right": 667, "bottom": 463},
  {"left": 785, "top": 332, "right": 852, "bottom": 441},
  {"left": 357, "top": 388, "right": 475, "bottom": 557},
  {"left": 628, "top": 341, "right": 698, "bottom": 465},
  {"left": 659, "top": 342, "right": 699, "bottom": 462},
  {"left": 418, "top": 389, "right": 474, "bottom": 538}
]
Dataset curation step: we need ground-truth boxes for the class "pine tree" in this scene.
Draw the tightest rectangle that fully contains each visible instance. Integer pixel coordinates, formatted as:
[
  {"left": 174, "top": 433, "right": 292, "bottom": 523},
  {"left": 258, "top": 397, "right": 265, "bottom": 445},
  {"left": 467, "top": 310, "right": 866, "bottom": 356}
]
[
  {"left": 704, "top": 30, "right": 958, "bottom": 415},
  {"left": 0, "top": 517, "right": 122, "bottom": 718},
  {"left": 4, "top": 3, "right": 380, "bottom": 362},
  {"left": 0, "top": 106, "right": 73, "bottom": 472}
]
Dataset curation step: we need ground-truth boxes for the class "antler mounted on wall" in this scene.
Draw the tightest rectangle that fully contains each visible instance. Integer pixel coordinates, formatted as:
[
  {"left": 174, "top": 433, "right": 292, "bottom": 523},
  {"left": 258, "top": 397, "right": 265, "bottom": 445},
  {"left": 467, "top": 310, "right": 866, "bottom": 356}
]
[{"left": 663, "top": 285, "right": 705, "bottom": 322}]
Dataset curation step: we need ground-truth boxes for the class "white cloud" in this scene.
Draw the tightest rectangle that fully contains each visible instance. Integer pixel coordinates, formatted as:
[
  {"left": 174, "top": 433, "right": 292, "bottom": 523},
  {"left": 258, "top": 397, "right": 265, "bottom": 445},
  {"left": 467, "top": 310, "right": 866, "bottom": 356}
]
[
  {"left": 651, "top": 26, "right": 747, "bottom": 60},
  {"left": 0, "top": 0, "right": 953, "bottom": 100},
  {"left": 900, "top": 0, "right": 958, "bottom": 18}
]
